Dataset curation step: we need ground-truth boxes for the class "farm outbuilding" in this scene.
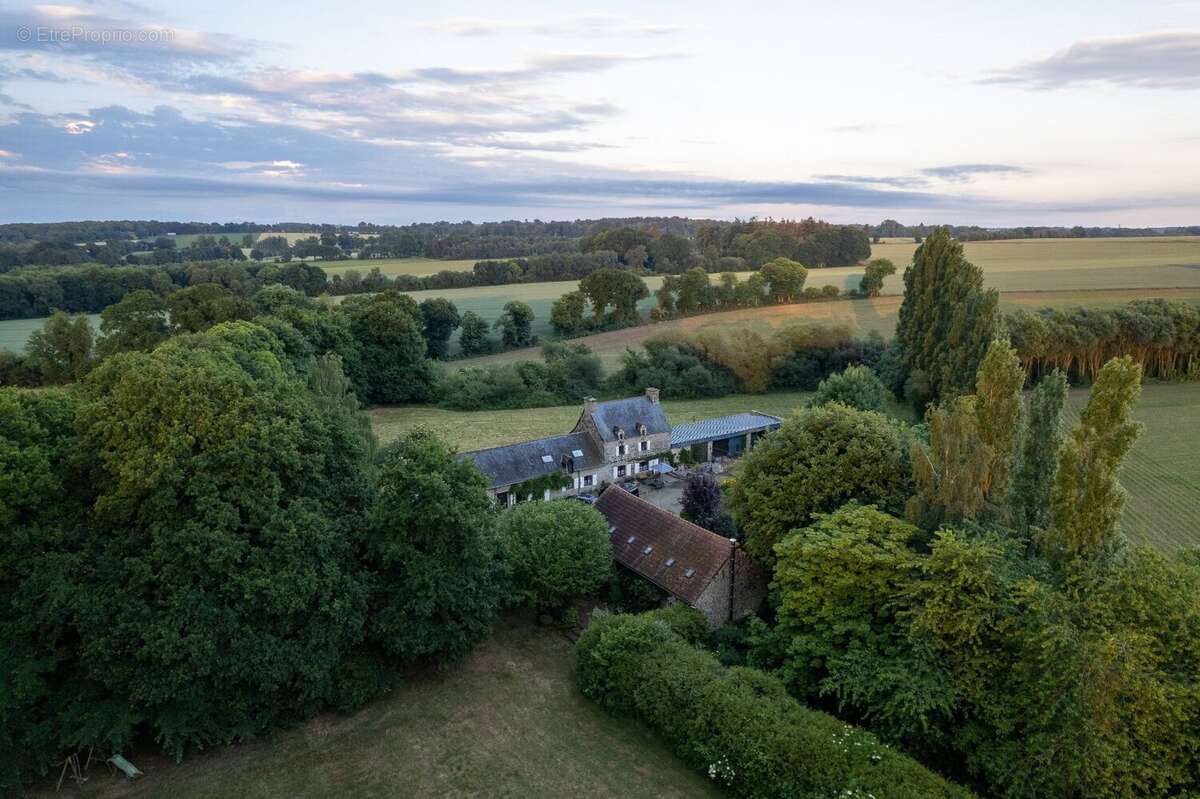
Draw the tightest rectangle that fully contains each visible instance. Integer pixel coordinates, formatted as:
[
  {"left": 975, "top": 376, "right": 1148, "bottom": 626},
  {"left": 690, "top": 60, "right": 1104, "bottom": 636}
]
[{"left": 669, "top": 411, "right": 783, "bottom": 462}]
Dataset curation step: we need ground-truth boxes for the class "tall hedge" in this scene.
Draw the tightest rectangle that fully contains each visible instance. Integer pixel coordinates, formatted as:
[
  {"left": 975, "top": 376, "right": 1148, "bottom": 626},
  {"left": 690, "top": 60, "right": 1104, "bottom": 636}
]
[{"left": 575, "top": 612, "right": 973, "bottom": 799}]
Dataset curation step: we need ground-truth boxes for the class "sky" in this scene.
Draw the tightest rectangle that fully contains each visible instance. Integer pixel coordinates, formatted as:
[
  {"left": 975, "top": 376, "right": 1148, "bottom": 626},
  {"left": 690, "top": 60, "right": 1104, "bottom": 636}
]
[{"left": 0, "top": 0, "right": 1197, "bottom": 226}]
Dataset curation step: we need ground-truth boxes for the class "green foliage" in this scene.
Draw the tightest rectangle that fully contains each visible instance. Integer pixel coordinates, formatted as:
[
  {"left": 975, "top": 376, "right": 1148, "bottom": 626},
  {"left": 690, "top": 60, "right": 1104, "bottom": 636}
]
[
  {"left": 579, "top": 267, "right": 649, "bottom": 324},
  {"left": 859, "top": 258, "right": 896, "bottom": 297},
  {"left": 759, "top": 257, "right": 808, "bottom": 303},
  {"left": 895, "top": 229, "right": 1000, "bottom": 411},
  {"left": 549, "top": 289, "right": 588, "bottom": 336},
  {"left": 908, "top": 339, "right": 1025, "bottom": 529},
  {"left": 1048, "top": 356, "right": 1144, "bottom": 558},
  {"left": 166, "top": 283, "right": 256, "bottom": 333},
  {"left": 458, "top": 310, "right": 494, "bottom": 355},
  {"left": 342, "top": 291, "right": 436, "bottom": 403},
  {"left": 97, "top": 289, "right": 170, "bottom": 356},
  {"left": 772, "top": 505, "right": 951, "bottom": 742},
  {"left": 495, "top": 500, "right": 612, "bottom": 611},
  {"left": 24, "top": 310, "right": 95, "bottom": 382},
  {"left": 1008, "top": 370, "right": 1068, "bottom": 534},
  {"left": 494, "top": 299, "right": 536, "bottom": 348},
  {"left": 575, "top": 612, "right": 973, "bottom": 799},
  {"left": 727, "top": 403, "right": 915, "bottom": 561},
  {"left": 419, "top": 297, "right": 461, "bottom": 359},
  {"left": 436, "top": 342, "right": 604, "bottom": 411},
  {"left": 363, "top": 429, "right": 504, "bottom": 663},
  {"left": 809, "top": 364, "right": 888, "bottom": 411},
  {"left": 640, "top": 604, "right": 709, "bottom": 643},
  {"left": 65, "top": 325, "right": 375, "bottom": 759}
]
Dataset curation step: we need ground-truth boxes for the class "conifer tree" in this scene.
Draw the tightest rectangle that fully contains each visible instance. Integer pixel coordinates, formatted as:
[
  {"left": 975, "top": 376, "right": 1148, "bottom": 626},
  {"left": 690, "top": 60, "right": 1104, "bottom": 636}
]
[
  {"left": 1048, "top": 356, "right": 1143, "bottom": 557},
  {"left": 1009, "top": 370, "right": 1068, "bottom": 534},
  {"left": 974, "top": 338, "right": 1025, "bottom": 507}
]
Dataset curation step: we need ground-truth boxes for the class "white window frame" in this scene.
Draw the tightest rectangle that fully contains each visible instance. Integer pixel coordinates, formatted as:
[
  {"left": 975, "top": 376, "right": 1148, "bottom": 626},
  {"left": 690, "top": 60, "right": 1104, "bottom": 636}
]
[
  {"left": 617, "top": 444, "right": 627, "bottom": 456},
  {"left": 639, "top": 440, "right": 649, "bottom": 452},
  {"left": 583, "top": 474, "right": 595, "bottom": 487}
]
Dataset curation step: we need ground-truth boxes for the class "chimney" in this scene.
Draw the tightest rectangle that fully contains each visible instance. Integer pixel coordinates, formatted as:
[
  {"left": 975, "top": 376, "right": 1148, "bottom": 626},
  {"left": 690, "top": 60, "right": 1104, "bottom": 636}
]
[
  {"left": 644, "top": 387, "right": 660, "bottom": 404},
  {"left": 583, "top": 396, "right": 596, "bottom": 415}
]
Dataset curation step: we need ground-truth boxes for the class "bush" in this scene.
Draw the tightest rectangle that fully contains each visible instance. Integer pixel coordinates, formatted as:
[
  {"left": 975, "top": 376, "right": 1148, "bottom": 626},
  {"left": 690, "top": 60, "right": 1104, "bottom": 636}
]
[
  {"left": 809, "top": 364, "right": 889, "bottom": 411},
  {"left": 575, "top": 612, "right": 973, "bottom": 799},
  {"left": 642, "top": 603, "right": 709, "bottom": 643},
  {"left": 495, "top": 500, "right": 612, "bottom": 611},
  {"left": 727, "top": 403, "right": 915, "bottom": 561}
]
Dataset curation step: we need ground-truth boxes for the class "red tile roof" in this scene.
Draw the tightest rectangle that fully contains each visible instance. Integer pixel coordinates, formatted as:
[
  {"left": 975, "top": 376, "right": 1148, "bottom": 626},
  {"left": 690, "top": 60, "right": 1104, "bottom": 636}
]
[{"left": 594, "top": 485, "right": 734, "bottom": 604}]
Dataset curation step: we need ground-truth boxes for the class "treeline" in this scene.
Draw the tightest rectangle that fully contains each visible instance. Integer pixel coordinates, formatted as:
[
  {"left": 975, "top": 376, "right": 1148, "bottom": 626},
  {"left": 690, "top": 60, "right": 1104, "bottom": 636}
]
[
  {"left": 0, "top": 260, "right": 327, "bottom": 319},
  {"left": 1006, "top": 299, "right": 1200, "bottom": 382},
  {"left": 869, "top": 217, "right": 1200, "bottom": 242}
]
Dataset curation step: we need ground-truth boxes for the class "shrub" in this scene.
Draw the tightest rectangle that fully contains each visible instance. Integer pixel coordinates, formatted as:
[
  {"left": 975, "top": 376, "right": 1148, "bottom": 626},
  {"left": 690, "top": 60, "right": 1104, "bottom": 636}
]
[
  {"left": 496, "top": 500, "right": 612, "bottom": 611},
  {"left": 727, "top": 403, "right": 915, "bottom": 561},
  {"left": 575, "top": 612, "right": 973, "bottom": 799},
  {"left": 809, "top": 364, "right": 889, "bottom": 411}
]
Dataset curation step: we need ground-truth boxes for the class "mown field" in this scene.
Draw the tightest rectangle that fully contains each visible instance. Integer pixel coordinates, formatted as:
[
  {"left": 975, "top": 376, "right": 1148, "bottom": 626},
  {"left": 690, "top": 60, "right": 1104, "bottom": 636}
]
[{"left": 42, "top": 617, "right": 718, "bottom": 799}]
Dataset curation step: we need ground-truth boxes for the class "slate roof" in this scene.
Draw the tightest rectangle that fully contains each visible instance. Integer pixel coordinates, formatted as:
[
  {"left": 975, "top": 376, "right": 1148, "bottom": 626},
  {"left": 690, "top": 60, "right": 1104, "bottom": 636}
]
[
  {"left": 594, "top": 484, "right": 733, "bottom": 604},
  {"left": 464, "top": 432, "right": 603, "bottom": 489},
  {"left": 669, "top": 412, "right": 783, "bottom": 449},
  {"left": 583, "top": 395, "right": 671, "bottom": 442}
]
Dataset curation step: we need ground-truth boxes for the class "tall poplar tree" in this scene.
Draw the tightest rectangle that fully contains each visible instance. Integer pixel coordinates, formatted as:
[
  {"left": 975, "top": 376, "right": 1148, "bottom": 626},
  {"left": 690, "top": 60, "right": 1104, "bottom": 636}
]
[
  {"left": 1048, "top": 356, "right": 1143, "bottom": 557},
  {"left": 894, "top": 228, "right": 999, "bottom": 411},
  {"left": 1009, "top": 370, "right": 1068, "bottom": 534}
]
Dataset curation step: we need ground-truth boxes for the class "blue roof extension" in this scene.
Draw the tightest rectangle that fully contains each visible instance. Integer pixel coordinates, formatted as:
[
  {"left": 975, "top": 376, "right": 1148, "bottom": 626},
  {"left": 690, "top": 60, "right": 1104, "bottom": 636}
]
[{"left": 669, "top": 412, "right": 783, "bottom": 448}]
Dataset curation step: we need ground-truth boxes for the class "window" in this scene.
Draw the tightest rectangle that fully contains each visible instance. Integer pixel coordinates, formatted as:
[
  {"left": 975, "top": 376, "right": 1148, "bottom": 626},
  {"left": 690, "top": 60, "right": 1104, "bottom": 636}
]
[
  {"left": 638, "top": 461, "right": 648, "bottom": 473},
  {"left": 583, "top": 474, "right": 594, "bottom": 487},
  {"left": 540, "top": 454, "right": 553, "bottom": 463},
  {"left": 617, "top": 444, "right": 627, "bottom": 456},
  {"left": 639, "top": 440, "right": 649, "bottom": 452},
  {"left": 571, "top": 449, "right": 584, "bottom": 457},
  {"left": 616, "top": 465, "right": 627, "bottom": 478}
]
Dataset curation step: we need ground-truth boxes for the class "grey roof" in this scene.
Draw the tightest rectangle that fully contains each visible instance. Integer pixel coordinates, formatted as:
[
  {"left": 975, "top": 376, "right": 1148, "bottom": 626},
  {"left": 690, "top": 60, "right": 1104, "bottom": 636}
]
[
  {"left": 669, "top": 412, "right": 783, "bottom": 448},
  {"left": 584, "top": 396, "right": 671, "bottom": 442},
  {"left": 463, "top": 432, "right": 603, "bottom": 489}
]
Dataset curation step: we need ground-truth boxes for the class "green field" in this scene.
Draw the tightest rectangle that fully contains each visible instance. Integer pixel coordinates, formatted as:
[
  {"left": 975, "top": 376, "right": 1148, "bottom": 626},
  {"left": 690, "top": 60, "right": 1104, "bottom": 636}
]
[
  {"left": 1065, "top": 382, "right": 1200, "bottom": 551},
  {"left": 320, "top": 257, "right": 480, "bottom": 278},
  {"left": 47, "top": 617, "right": 718, "bottom": 799}
]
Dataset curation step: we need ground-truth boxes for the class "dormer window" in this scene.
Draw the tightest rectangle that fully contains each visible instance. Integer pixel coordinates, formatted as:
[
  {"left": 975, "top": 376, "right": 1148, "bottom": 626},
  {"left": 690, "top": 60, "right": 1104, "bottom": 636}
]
[
  {"left": 637, "top": 423, "right": 648, "bottom": 436},
  {"left": 615, "top": 428, "right": 625, "bottom": 441}
]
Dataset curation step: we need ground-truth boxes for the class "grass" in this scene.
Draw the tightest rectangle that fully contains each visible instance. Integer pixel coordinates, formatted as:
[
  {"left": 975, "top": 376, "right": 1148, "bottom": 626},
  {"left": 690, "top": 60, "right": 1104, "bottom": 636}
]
[
  {"left": 319, "top": 257, "right": 481, "bottom": 278},
  {"left": 171, "top": 232, "right": 261, "bottom": 248},
  {"left": 47, "top": 616, "right": 719, "bottom": 799},
  {"left": 1064, "top": 382, "right": 1200, "bottom": 552}
]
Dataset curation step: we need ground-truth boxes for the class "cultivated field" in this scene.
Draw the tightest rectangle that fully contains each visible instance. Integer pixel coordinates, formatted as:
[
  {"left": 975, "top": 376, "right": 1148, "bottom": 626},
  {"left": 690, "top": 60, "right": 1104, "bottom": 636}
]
[
  {"left": 320, "top": 257, "right": 480, "bottom": 278},
  {"left": 44, "top": 617, "right": 717, "bottom": 799},
  {"left": 170, "top": 232, "right": 261, "bottom": 247},
  {"left": 1066, "top": 382, "right": 1200, "bottom": 552}
]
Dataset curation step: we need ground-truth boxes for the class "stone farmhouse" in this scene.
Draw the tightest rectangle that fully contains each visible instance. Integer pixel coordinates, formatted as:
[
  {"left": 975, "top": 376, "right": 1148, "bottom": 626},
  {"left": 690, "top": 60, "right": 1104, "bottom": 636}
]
[
  {"left": 463, "top": 388, "right": 782, "bottom": 506},
  {"left": 594, "top": 483, "right": 767, "bottom": 628}
]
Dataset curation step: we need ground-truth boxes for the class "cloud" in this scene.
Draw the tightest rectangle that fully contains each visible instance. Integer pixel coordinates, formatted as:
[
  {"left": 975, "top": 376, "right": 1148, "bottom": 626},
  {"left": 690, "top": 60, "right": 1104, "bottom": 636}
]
[
  {"left": 408, "top": 53, "right": 682, "bottom": 86},
  {"left": 981, "top": 30, "right": 1200, "bottom": 90},
  {"left": 814, "top": 173, "right": 931, "bottom": 188},
  {"left": 829, "top": 123, "right": 882, "bottom": 134},
  {"left": 422, "top": 15, "right": 683, "bottom": 38},
  {"left": 918, "top": 163, "right": 1029, "bottom": 182}
]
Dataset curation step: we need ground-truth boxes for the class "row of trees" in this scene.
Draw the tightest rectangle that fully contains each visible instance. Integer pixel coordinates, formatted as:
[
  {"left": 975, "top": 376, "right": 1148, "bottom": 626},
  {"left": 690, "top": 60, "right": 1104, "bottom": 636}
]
[
  {"left": 1006, "top": 299, "right": 1200, "bottom": 382},
  {"left": 0, "top": 260, "right": 327, "bottom": 320}
]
